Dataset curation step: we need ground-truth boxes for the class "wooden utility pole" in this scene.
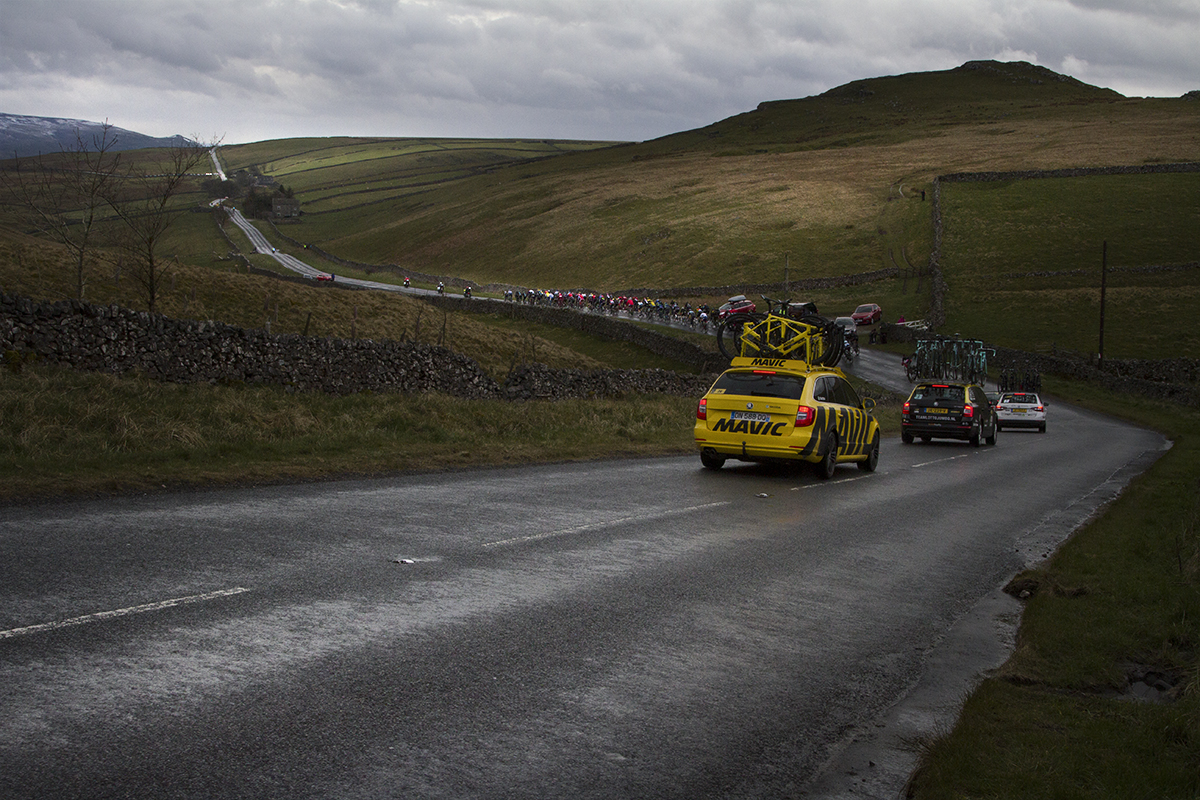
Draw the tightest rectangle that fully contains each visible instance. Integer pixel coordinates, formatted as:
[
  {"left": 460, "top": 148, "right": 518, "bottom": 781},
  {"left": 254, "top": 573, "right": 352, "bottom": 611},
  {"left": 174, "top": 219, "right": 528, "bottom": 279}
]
[{"left": 1098, "top": 240, "right": 1108, "bottom": 369}]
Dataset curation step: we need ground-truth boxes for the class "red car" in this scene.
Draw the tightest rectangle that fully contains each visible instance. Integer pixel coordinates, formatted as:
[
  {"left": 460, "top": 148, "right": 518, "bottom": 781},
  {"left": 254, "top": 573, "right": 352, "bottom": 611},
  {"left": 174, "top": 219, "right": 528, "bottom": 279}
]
[
  {"left": 716, "top": 295, "right": 756, "bottom": 321},
  {"left": 316, "top": 273, "right": 336, "bottom": 282},
  {"left": 851, "top": 303, "right": 882, "bottom": 325}
]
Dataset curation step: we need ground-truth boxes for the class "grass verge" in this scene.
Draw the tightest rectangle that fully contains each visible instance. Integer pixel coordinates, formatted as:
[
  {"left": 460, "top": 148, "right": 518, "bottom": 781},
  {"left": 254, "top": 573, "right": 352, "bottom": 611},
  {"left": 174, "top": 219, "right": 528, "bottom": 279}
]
[
  {"left": 907, "top": 376, "right": 1200, "bottom": 798},
  {"left": 0, "top": 363, "right": 697, "bottom": 502}
]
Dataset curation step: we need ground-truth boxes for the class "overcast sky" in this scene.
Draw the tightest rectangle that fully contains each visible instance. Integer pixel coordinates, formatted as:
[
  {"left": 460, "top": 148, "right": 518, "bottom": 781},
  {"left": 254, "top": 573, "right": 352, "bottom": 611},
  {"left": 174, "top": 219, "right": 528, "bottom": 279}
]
[{"left": 2, "top": 0, "right": 1198, "bottom": 145}]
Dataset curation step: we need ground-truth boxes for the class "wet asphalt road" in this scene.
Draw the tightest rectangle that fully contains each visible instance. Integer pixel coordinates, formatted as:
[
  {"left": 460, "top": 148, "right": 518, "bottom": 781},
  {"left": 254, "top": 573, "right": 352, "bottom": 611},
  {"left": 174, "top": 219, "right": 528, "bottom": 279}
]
[{"left": 0, "top": 402, "right": 1165, "bottom": 799}]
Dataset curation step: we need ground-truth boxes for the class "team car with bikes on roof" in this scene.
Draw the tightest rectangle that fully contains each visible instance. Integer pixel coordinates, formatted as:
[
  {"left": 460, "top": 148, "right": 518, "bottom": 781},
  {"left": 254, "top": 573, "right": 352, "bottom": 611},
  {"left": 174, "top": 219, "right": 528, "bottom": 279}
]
[
  {"left": 698, "top": 296, "right": 882, "bottom": 477},
  {"left": 695, "top": 358, "right": 881, "bottom": 477}
]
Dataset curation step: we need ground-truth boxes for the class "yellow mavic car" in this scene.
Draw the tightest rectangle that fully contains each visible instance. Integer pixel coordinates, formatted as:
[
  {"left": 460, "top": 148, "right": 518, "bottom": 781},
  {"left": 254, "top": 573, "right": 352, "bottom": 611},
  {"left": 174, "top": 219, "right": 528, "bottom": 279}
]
[{"left": 694, "top": 357, "right": 881, "bottom": 477}]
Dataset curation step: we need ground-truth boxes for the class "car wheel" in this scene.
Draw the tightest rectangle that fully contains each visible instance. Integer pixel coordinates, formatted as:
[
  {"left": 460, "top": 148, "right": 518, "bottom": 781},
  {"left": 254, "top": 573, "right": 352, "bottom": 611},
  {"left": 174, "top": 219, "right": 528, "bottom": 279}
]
[
  {"left": 970, "top": 428, "right": 981, "bottom": 447},
  {"left": 815, "top": 432, "right": 838, "bottom": 480},
  {"left": 901, "top": 431, "right": 913, "bottom": 444},
  {"left": 700, "top": 450, "right": 725, "bottom": 470},
  {"left": 858, "top": 431, "right": 880, "bottom": 472},
  {"left": 986, "top": 425, "right": 997, "bottom": 446},
  {"left": 920, "top": 435, "right": 932, "bottom": 444},
  {"left": 1039, "top": 424, "right": 1046, "bottom": 433}
]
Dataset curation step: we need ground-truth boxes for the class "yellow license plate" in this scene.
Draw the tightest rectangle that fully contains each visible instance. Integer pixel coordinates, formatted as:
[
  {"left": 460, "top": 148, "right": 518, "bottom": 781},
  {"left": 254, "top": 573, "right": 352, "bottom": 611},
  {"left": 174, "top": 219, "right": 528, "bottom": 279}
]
[{"left": 925, "top": 407, "right": 949, "bottom": 414}]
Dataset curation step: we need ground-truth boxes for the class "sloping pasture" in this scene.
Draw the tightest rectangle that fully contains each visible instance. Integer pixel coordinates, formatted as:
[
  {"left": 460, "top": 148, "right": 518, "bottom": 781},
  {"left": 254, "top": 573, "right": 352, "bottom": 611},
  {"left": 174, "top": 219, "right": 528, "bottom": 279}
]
[{"left": 939, "top": 172, "right": 1200, "bottom": 360}]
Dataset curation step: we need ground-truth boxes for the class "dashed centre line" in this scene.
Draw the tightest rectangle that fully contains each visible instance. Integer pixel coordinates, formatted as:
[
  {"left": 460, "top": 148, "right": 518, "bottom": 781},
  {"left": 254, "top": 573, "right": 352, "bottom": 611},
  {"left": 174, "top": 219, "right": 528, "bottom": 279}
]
[
  {"left": 791, "top": 475, "right": 873, "bottom": 490},
  {"left": 483, "top": 501, "right": 731, "bottom": 548},
  {"left": 0, "top": 587, "right": 250, "bottom": 640},
  {"left": 912, "top": 454, "right": 971, "bottom": 468}
]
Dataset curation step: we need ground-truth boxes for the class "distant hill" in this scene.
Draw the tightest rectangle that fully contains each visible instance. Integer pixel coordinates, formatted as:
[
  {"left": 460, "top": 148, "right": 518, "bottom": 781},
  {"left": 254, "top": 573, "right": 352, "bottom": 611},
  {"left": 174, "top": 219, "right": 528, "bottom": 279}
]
[
  {"left": 641, "top": 60, "right": 1136, "bottom": 156},
  {"left": 0, "top": 113, "right": 193, "bottom": 159}
]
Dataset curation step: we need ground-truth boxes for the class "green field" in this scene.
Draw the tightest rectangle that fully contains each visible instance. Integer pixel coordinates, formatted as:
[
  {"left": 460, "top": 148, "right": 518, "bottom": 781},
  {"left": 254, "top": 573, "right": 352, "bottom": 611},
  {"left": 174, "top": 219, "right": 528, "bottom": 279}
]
[
  {"left": 220, "top": 137, "right": 617, "bottom": 213},
  {"left": 941, "top": 173, "right": 1200, "bottom": 360}
]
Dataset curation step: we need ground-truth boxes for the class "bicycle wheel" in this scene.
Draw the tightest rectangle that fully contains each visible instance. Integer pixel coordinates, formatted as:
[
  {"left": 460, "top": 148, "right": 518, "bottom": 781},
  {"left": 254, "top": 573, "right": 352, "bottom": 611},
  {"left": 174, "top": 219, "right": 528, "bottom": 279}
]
[
  {"left": 716, "top": 313, "right": 762, "bottom": 360},
  {"left": 794, "top": 315, "right": 840, "bottom": 366}
]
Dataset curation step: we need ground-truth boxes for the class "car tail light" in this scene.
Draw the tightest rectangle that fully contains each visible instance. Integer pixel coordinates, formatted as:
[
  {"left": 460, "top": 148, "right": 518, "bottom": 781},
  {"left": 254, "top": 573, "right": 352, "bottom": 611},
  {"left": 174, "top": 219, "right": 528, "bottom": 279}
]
[
  {"left": 1036, "top": 405, "right": 1044, "bottom": 412},
  {"left": 795, "top": 405, "right": 815, "bottom": 426},
  {"left": 697, "top": 398, "right": 708, "bottom": 421},
  {"left": 902, "top": 401, "right": 910, "bottom": 416},
  {"left": 963, "top": 404, "right": 975, "bottom": 418}
]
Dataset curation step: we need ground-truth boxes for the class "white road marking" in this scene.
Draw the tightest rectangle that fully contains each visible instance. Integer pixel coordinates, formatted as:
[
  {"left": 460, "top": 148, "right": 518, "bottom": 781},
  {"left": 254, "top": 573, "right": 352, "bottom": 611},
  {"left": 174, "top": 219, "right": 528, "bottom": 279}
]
[
  {"left": 483, "top": 502, "right": 731, "bottom": 548},
  {"left": 912, "top": 454, "right": 970, "bottom": 468},
  {"left": 0, "top": 587, "right": 250, "bottom": 640},
  {"left": 790, "top": 475, "right": 873, "bottom": 490}
]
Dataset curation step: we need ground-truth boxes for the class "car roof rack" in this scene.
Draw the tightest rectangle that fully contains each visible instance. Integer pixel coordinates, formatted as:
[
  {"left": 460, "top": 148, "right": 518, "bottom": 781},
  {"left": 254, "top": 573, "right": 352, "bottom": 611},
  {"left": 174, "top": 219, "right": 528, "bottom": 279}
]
[{"left": 729, "top": 356, "right": 845, "bottom": 376}]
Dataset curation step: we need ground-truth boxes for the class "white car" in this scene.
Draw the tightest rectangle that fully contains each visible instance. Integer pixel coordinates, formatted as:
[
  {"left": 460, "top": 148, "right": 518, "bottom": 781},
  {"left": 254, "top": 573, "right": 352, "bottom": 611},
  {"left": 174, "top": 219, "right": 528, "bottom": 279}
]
[{"left": 995, "top": 391, "right": 1046, "bottom": 433}]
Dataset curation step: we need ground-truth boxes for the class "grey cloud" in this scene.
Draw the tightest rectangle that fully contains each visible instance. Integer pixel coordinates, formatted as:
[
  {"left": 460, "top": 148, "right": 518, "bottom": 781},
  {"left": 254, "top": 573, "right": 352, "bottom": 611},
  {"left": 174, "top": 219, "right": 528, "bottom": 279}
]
[{"left": 0, "top": 0, "right": 1197, "bottom": 144}]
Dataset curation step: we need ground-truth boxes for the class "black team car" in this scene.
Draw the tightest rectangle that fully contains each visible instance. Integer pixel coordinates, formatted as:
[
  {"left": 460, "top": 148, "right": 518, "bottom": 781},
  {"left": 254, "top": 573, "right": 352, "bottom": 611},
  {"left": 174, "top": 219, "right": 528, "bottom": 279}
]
[{"left": 901, "top": 382, "right": 998, "bottom": 447}]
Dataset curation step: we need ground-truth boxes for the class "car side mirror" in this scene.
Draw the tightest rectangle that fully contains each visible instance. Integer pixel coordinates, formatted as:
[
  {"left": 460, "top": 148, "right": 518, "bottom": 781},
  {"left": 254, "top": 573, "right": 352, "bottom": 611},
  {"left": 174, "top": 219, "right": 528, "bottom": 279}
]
[{"left": 862, "top": 398, "right": 876, "bottom": 412}]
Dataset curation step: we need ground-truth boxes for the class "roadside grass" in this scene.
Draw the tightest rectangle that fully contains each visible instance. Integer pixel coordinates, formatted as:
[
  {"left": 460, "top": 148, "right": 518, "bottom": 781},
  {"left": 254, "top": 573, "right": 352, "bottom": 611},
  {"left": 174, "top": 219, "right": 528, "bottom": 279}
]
[
  {"left": 912, "top": 679, "right": 1198, "bottom": 799},
  {"left": 468, "top": 311, "right": 704, "bottom": 372},
  {"left": 0, "top": 353, "right": 905, "bottom": 503},
  {"left": 0, "top": 362, "right": 697, "bottom": 501},
  {"left": 907, "top": 376, "right": 1200, "bottom": 798}
]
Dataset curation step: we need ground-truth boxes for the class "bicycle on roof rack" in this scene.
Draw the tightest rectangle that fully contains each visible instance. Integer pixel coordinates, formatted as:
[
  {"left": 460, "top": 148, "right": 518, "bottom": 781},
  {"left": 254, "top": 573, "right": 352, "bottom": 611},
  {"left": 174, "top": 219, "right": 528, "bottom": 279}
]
[
  {"left": 999, "top": 363, "right": 1042, "bottom": 393},
  {"left": 715, "top": 295, "right": 845, "bottom": 366},
  {"left": 906, "top": 335, "right": 995, "bottom": 384}
]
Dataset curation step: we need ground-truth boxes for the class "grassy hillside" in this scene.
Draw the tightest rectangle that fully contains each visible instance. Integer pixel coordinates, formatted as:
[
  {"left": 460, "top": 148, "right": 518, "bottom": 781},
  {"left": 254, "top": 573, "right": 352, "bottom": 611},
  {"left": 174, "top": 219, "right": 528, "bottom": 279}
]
[
  {"left": 217, "top": 137, "right": 617, "bottom": 214},
  {"left": 2, "top": 60, "right": 1197, "bottom": 361},
  {"left": 223, "top": 61, "right": 1197, "bottom": 299}
]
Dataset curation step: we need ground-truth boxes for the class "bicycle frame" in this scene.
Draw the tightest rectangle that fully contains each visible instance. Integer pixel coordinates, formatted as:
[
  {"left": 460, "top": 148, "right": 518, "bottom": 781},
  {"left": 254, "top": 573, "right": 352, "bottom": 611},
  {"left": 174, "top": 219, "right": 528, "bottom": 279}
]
[{"left": 738, "top": 314, "right": 825, "bottom": 362}]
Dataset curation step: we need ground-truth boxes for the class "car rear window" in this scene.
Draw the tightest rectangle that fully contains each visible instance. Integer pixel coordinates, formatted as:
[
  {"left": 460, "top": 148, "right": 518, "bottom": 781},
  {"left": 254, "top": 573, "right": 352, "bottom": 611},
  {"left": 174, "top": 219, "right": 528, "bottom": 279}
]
[
  {"left": 911, "top": 385, "right": 965, "bottom": 403},
  {"left": 1002, "top": 393, "right": 1038, "bottom": 403},
  {"left": 712, "top": 371, "right": 807, "bottom": 400}
]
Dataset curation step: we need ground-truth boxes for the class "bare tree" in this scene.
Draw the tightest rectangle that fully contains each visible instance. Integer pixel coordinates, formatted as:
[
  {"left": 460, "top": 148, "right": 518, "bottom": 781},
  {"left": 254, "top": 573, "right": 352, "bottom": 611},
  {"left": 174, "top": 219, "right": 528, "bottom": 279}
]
[
  {"left": 0, "top": 121, "right": 124, "bottom": 299},
  {"left": 103, "top": 138, "right": 215, "bottom": 313}
]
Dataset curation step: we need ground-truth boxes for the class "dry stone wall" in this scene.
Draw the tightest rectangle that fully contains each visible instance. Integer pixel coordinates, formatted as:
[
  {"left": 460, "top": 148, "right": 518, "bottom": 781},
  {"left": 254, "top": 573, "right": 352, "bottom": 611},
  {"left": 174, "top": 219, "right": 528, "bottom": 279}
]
[
  {"left": 0, "top": 291, "right": 714, "bottom": 401},
  {"left": 503, "top": 363, "right": 712, "bottom": 401},
  {"left": 876, "top": 322, "right": 1200, "bottom": 406},
  {"left": 988, "top": 345, "right": 1200, "bottom": 406}
]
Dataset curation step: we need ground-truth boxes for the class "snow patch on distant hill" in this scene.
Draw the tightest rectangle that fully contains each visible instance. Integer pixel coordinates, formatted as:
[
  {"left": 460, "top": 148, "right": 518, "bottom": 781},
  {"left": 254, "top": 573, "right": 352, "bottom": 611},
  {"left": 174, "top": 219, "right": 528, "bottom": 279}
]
[{"left": 0, "top": 113, "right": 193, "bottom": 159}]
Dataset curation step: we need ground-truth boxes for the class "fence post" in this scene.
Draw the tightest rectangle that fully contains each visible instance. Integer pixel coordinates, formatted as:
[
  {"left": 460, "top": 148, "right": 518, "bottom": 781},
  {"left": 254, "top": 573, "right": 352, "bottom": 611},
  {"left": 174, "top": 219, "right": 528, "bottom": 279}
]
[{"left": 1098, "top": 241, "right": 1108, "bottom": 370}]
